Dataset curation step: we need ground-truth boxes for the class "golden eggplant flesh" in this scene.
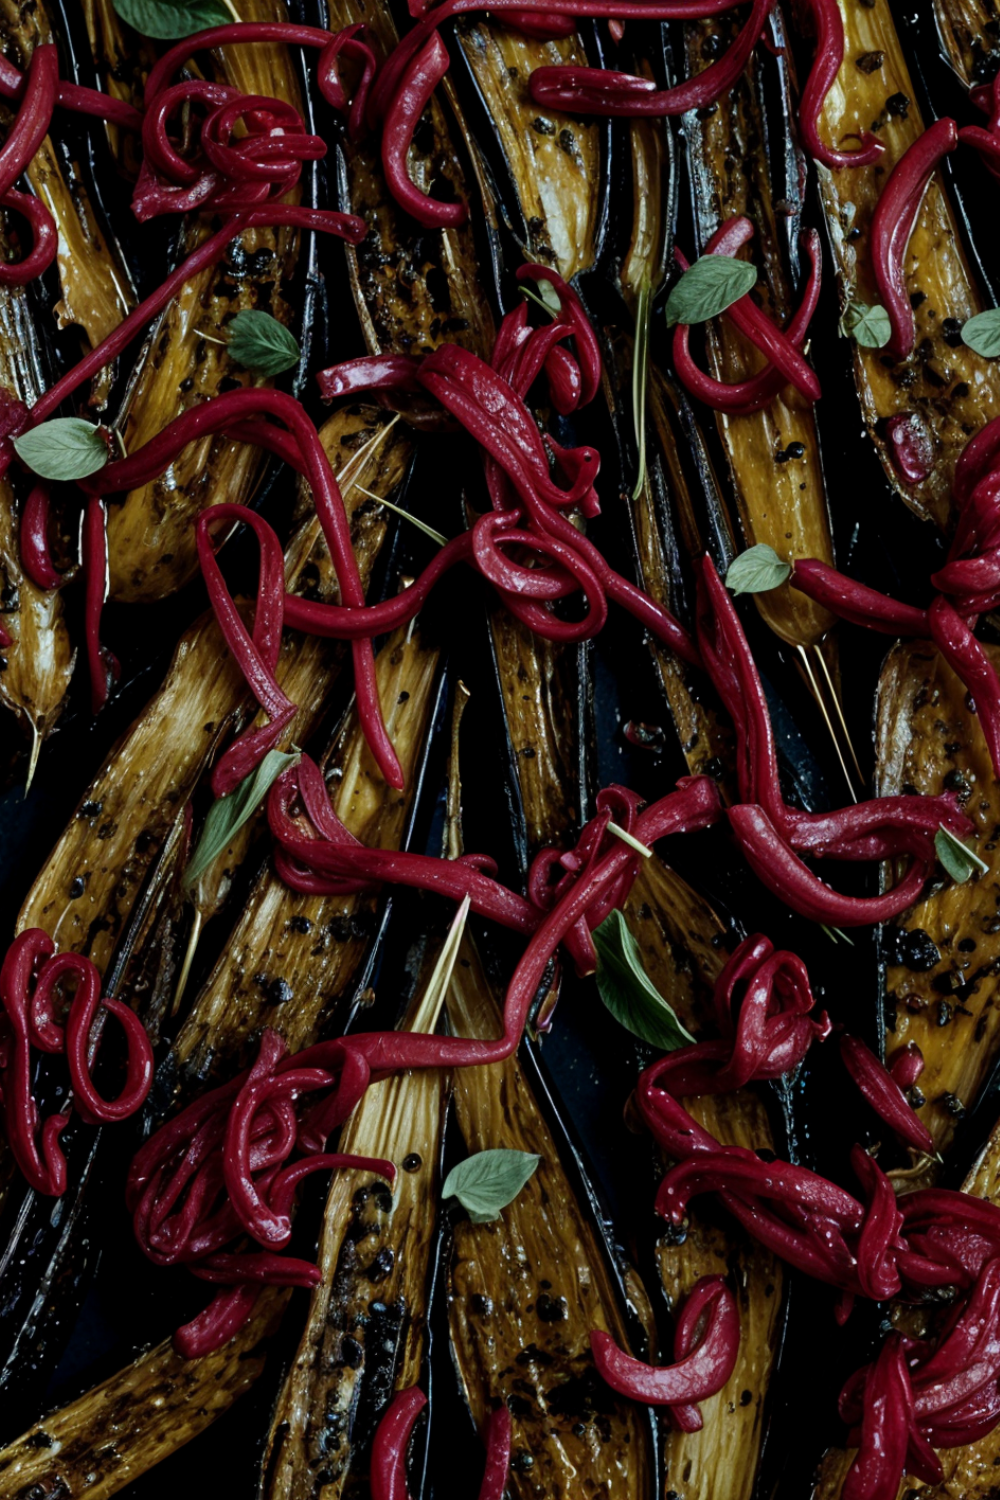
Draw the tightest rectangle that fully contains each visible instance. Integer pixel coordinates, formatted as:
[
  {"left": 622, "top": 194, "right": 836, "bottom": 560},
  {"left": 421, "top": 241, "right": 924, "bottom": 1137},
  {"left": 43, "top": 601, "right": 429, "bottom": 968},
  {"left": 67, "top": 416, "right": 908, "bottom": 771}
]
[
  {"left": 446, "top": 936, "right": 656, "bottom": 1500},
  {"left": 624, "top": 857, "right": 784, "bottom": 1500},
  {"left": 683, "top": 10, "right": 835, "bottom": 649},
  {"left": 260, "top": 937, "right": 453, "bottom": 1500},
  {"left": 106, "top": 0, "right": 305, "bottom": 602},
  {"left": 452, "top": 19, "right": 603, "bottom": 281},
  {"left": 18, "top": 407, "right": 411, "bottom": 977},
  {"left": 814, "top": 0, "right": 1000, "bottom": 528},
  {"left": 876, "top": 639, "right": 1000, "bottom": 1168}
]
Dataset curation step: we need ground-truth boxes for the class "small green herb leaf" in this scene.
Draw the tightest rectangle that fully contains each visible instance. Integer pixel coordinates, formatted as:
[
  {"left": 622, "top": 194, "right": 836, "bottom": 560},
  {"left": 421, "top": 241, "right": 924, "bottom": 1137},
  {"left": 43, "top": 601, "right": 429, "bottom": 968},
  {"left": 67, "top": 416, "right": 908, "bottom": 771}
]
[
  {"left": 962, "top": 310, "right": 1000, "bottom": 359},
  {"left": 664, "top": 256, "right": 756, "bottom": 328},
  {"left": 839, "top": 301, "right": 891, "bottom": 349},
  {"left": 725, "top": 544, "right": 791, "bottom": 596},
  {"left": 184, "top": 750, "right": 300, "bottom": 893},
  {"left": 442, "top": 1149, "right": 540, "bottom": 1223},
  {"left": 113, "top": 0, "right": 231, "bottom": 39},
  {"left": 935, "top": 824, "right": 990, "bottom": 885},
  {"left": 593, "top": 910, "right": 696, "bottom": 1052},
  {"left": 227, "top": 311, "right": 301, "bottom": 378},
  {"left": 12, "top": 418, "right": 109, "bottom": 482}
]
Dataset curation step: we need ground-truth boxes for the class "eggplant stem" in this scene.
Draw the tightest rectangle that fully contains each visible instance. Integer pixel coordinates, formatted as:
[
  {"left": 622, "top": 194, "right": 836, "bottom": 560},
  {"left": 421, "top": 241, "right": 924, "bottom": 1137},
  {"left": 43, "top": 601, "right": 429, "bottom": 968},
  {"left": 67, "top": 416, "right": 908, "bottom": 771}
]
[
  {"left": 797, "top": 644, "right": 860, "bottom": 802},
  {"left": 24, "top": 722, "right": 41, "bottom": 798},
  {"left": 607, "top": 821, "right": 652, "bottom": 858},
  {"left": 171, "top": 907, "right": 203, "bottom": 1018},
  {"left": 445, "top": 681, "right": 472, "bottom": 862},
  {"left": 408, "top": 894, "right": 472, "bottom": 1035},
  {"left": 354, "top": 485, "right": 448, "bottom": 547}
]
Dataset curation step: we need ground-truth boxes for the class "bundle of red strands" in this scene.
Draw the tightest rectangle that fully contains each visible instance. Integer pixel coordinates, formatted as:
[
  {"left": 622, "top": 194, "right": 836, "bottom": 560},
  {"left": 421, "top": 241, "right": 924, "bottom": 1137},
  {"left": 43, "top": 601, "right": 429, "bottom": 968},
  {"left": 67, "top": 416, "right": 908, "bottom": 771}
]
[
  {"left": 696, "top": 554, "right": 972, "bottom": 924},
  {"left": 785, "top": 415, "right": 1000, "bottom": 787},
  {"left": 96, "top": 264, "right": 697, "bottom": 801},
  {"left": 0, "top": 929, "right": 152, "bottom": 1196},
  {"left": 615, "top": 933, "right": 1000, "bottom": 1496},
  {"left": 127, "top": 1026, "right": 394, "bottom": 1358},
  {"left": 131, "top": 770, "right": 723, "bottom": 1355},
  {"left": 672, "top": 218, "right": 823, "bottom": 415},
  {"left": 838, "top": 1272, "right": 1000, "bottom": 1500},
  {"left": 130, "top": 21, "right": 464, "bottom": 230}
]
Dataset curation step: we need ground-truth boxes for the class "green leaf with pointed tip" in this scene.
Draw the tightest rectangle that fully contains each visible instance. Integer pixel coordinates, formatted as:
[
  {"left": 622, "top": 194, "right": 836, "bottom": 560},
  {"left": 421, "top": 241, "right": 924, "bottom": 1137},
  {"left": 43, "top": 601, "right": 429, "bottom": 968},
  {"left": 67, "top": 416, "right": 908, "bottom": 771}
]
[
  {"left": 593, "top": 910, "right": 696, "bottom": 1052},
  {"left": 962, "top": 310, "right": 1000, "bottom": 360},
  {"left": 113, "top": 0, "right": 231, "bottom": 39},
  {"left": 442, "top": 1149, "right": 541, "bottom": 1223},
  {"left": 12, "top": 418, "right": 109, "bottom": 482},
  {"left": 935, "top": 825, "right": 990, "bottom": 885},
  {"left": 665, "top": 256, "right": 756, "bottom": 328},
  {"left": 227, "top": 311, "right": 301, "bottom": 378},
  {"left": 725, "top": 544, "right": 792, "bottom": 596},
  {"left": 184, "top": 751, "right": 300, "bottom": 893}
]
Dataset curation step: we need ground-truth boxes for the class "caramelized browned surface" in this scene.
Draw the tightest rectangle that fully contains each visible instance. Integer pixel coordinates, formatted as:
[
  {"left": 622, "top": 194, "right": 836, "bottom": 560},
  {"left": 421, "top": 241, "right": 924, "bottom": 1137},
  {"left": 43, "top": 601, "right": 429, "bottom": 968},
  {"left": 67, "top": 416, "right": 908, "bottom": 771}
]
[
  {"left": 262, "top": 962, "right": 450, "bottom": 1499},
  {"left": 107, "top": 0, "right": 304, "bottom": 601},
  {"left": 453, "top": 19, "right": 602, "bottom": 280},
  {"left": 2, "top": 0, "right": 135, "bottom": 403},
  {"left": 489, "top": 605, "right": 584, "bottom": 855},
  {"left": 931, "top": 0, "right": 998, "bottom": 83},
  {"left": 877, "top": 640, "right": 1000, "bottom": 1164},
  {"left": 815, "top": 0, "right": 1000, "bottom": 528},
  {"left": 18, "top": 409, "right": 410, "bottom": 975},
  {"left": 0, "top": 209, "right": 74, "bottom": 750},
  {"left": 0, "top": 1291, "right": 288, "bottom": 1500},
  {"left": 329, "top": 0, "right": 494, "bottom": 362},
  {"left": 684, "top": 12, "right": 835, "bottom": 647},
  {"left": 625, "top": 858, "right": 783, "bottom": 1500},
  {"left": 623, "top": 360, "right": 737, "bottom": 788},
  {"left": 81, "top": 0, "right": 151, "bottom": 174},
  {"left": 170, "top": 625, "right": 439, "bottom": 1084},
  {"left": 446, "top": 938, "right": 654, "bottom": 1500}
]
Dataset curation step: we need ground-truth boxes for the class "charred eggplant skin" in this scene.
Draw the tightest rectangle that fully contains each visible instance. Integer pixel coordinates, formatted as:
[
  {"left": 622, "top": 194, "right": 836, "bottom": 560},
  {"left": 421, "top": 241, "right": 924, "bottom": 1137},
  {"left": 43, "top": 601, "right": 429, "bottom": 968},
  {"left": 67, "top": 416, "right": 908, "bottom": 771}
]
[
  {"left": 0, "top": 835, "right": 181, "bottom": 1441},
  {"left": 444, "top": 930, "right": 659, "bottom": 1500}
]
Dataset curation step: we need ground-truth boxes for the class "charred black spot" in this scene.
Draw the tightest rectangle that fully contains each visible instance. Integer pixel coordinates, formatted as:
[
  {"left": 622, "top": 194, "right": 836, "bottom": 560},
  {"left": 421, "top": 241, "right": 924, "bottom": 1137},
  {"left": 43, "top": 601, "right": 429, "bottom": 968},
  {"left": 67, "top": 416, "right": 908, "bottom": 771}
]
[{"left": 886, "top": 927, "right": 941, "bottom": 971}]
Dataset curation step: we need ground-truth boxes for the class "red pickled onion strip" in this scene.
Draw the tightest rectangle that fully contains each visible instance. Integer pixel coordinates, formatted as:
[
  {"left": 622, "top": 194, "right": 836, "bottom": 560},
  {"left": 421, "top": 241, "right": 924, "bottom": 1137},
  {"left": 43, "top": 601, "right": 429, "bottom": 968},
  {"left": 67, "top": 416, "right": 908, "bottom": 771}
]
[
  {"left": 871, "top": 117, "right": 959, "bottom": 361},
  {"left": 796, "top": 0, "right": 884, "bottom": 168},
  {"left": 382, "top": 33, "right": 468, "bottom": 229},
  {"left": 590, "top": 1277, "right": 739, "bottom": 1404},
  {"left": 530, "top": 0, "right": 773, "bottom": 116}
]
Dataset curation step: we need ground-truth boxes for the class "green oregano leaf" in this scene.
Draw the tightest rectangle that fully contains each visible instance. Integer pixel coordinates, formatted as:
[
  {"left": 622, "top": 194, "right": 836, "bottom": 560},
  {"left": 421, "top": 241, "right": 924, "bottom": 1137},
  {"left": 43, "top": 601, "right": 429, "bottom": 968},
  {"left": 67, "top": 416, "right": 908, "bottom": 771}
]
[
  {"left": 442, "top": 1149, "right": 541, "bottom": 1223},
  {"left": 592, "top": 910, "right": 696, "bottom": 1052},
  {"left": 839, "top": 300, "right": 892, "bottom": 350},
  {"left": 935, "top": 824, "right": 990, "bottom": 886},
  {"left": 12, "top": 418, "right": 109, "bottom": 482},
  {"left": 227, "top": 311, "right": 301, "bottom": 378},
  {"left": 664, "top": 256, "right": 757, "bottom": 328},
  {"left": 725, "top": 544, "right": 792, "bottom": 596},
  {"left": 113, "top": 0, "right": 232, "bottom": 39},
  {"left": 961, "top": 310, "right": 1000, "bottom": 360},
  {"left": 184, "top": 750, "right": 300, "bottom": 893}
]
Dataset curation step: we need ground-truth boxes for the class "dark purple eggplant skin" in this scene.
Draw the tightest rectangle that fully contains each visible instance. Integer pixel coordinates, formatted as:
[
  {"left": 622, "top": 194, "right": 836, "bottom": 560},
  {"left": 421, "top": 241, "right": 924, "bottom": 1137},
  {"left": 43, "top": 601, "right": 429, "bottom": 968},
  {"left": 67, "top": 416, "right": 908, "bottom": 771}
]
[
  {"left": 0, "top": 441, "right": 452, "bottom": 1442},
  {"left": 0, "top": 832, "right": 180, "bottom": 1441}
]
